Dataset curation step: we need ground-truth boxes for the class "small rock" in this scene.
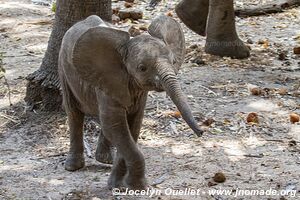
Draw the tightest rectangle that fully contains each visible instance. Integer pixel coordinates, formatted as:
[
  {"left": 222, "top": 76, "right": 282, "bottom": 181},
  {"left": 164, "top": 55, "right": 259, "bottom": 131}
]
[
  {"left": 213, "top": 172, "right": 226, "bottom": 183},
  {"left": 293, "top": 46, "right": 300, "bottom": 54}
]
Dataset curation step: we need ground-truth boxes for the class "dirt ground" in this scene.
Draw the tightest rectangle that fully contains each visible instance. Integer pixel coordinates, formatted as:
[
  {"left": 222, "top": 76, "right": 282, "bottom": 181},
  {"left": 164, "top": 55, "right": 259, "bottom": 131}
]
[{"left": 0, "top": 0, "right": 300, "bottom": 199}]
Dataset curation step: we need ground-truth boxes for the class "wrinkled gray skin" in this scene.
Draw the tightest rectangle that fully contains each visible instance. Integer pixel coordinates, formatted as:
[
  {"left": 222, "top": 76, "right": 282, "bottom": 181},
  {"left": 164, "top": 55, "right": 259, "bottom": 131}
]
[
  {"left": 175, "top": 0, "right": 250, "bottom": 59},
  {"left": 58, "top": 15, "right": 203, "bottom": 189}
]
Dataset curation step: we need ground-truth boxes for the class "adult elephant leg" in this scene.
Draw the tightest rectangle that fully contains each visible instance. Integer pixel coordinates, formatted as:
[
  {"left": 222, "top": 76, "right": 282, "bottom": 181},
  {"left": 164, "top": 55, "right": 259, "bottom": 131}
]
[
  {"left": 205, "top": 0, "right": 250, "bottom": 59},
  {"left": 95, "top": 130, "right": 114, "bottom": 164},
  {"left": 175, "top": 0, "right": 209, "bottom": 36}
]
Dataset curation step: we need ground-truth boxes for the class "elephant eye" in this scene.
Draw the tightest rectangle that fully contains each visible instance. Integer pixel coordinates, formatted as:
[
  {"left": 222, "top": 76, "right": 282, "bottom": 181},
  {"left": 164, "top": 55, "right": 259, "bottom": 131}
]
[{"left": 138, "top": 64, "right": 147, "bottom": 72}]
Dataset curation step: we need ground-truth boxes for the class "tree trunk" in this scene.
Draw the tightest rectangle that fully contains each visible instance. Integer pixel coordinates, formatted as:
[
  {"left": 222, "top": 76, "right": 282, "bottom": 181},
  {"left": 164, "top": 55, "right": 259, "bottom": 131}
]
[{"left": 25, "top": 0, "right": 112, "bottom": 111}]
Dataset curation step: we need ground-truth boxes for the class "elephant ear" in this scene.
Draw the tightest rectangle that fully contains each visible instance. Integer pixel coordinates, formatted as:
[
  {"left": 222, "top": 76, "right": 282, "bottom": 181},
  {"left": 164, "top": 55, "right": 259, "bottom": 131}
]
[
  {"left": 148, "top": 15, "right": 186, "bottom": 72},
  {"left": 71, "top": 16, "right": 131, "bottom": 107}
]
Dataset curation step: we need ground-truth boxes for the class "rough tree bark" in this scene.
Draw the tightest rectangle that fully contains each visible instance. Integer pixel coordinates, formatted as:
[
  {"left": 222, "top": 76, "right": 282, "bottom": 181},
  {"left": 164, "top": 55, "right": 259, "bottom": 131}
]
[{"left": 25, "top": 0, "right": 112, "bottom": 111}]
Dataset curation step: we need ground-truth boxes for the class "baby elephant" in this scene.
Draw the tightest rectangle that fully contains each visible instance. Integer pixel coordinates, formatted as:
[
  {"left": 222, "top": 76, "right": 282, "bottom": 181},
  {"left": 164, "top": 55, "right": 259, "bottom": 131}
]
[{"left": 58, "top": 15, "right": 203, "bottom": 189}]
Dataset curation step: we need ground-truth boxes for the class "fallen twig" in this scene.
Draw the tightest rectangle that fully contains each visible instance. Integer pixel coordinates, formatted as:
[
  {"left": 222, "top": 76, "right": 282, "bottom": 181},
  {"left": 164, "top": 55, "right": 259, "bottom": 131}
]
[
  {"left": 244, "top": 153, "right": 264, "bottom": 158},
  {"left": 235, "top": 0, "right": 300, "bottom": 17},
  {"left": 0, "top": 113, "right": 18, "bottom": 123},
  {"left": 198, "top": 85, "right": 218, "bottom": 96}
]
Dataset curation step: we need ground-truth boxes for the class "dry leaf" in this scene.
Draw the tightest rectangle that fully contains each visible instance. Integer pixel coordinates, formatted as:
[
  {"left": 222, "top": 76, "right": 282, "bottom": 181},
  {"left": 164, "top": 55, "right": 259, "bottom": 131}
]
[
  {"left": 293, "top": 47, "right": 300, "bottom": 54},
  {"left": 246, "top": 112, "right": 259, "bottom": 124},
  {"left": 250, "top": 87, "right": 262, "bottom": 96},
  {"left": 213, "top": 172, "right": 226, "bottom": 183},
  {"left": 165, "top": 110, "right": 181, "bottom": 118},
  {"left": 278, "top": 88, "right": 288, "bottom": 95},
  {"left": 165, "top": 11, "right": 173, "bottom": 17},
  {"left": 202, "top": 118, "right": 215, "bottom": 126},
  {"left": 290, "top": 113, "right": 300, "bottom": 124}
]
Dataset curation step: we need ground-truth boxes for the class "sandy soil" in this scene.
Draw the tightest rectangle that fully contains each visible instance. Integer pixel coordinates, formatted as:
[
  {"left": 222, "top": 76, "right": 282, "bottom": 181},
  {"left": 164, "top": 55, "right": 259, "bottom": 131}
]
[{"left": 0, "top": 0, "right": 299, "bottom": 199}]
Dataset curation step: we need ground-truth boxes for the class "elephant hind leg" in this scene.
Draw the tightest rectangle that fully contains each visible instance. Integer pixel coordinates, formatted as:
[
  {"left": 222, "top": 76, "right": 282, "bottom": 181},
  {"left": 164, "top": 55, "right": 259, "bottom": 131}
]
[
  {"left": 60, "top": 76, "right": 85, "bottom": 171},
  {"left": 64, "top": 110, "right": 85, "bottom": 171}
]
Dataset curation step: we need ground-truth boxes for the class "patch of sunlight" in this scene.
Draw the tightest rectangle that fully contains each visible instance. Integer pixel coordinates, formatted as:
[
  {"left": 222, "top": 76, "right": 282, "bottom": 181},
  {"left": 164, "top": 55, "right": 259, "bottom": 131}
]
[
  {"left": 204, "top": 140, "right": 246, "bottom": 161},
  {"left": 5, "top": 68, "right": 18, "bottom": 77},
  {"left": 34, "top": 178, "right": 65, "bottom": 186},
  {"left": 0, "top": 162, "right": 35, "bottom": 171},
  {"left": 0, "top": 99, "right": 10, "bottom": 109},
  {"left": 142, "top": 138, "right": 168, "bottom": 147},
  {"left": 48, "top": 179, "right": 64, "bottom": 185},
  {"left": 288, "top": 125, "right": 300, "bottom": 141},
  {"left": 242, "top": 135, "right": 266, "bottom": 148},
  {"left": 245, "top": 99, "right": 279, "bottom": 112},
  {"left": 171, "top": 143, "right": 195, "bottom": 156},
  {"left": 0, "top": 18, "right": 16, "bottom": 26},
  {"left": 221, "top": 140, "right": 246, "bottom": 161}
]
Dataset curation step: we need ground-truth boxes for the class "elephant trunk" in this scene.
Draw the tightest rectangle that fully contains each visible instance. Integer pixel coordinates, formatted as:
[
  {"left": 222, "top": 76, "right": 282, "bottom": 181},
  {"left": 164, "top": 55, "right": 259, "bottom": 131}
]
[{"left": 156, "top": 63, "right": 203, "bottom": 137}]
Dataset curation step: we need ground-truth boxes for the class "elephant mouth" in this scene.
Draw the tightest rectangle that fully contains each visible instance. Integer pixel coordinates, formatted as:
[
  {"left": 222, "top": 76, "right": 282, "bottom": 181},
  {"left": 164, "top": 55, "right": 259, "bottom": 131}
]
[
  {"left": 154, "top": 80, "right": 164, "bottom": 92},
  {"left": 154, "top": 87, "right": 164, "bottom": 92}
]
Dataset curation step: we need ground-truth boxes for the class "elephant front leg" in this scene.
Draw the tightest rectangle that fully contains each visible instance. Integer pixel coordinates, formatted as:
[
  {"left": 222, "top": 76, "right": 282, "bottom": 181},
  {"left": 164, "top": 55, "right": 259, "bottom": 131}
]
[
  {"left": 205, "top": 0, "right": 250, "bottom": 59},
  {"left": 107, "top": 152, "right": 126, "bottom": 188},
  {"left": 99, "top": 100, "right": 147, "bottom": 190},
  {"left": 107, "top": 94, "right": 147, "bottom": 188},
  {"left": 95, "top": 130, "right": 114, "bottom": 164},
  {"left": 65, "top": 110, "right": 85, "bottom": 171}
]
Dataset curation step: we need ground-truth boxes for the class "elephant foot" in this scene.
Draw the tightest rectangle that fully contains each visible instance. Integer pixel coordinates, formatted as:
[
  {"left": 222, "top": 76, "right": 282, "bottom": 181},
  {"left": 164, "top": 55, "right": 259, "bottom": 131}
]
[
  {"left": 108, "top": 173, "right": 125, "bottom": 189},
  {"left": 205, "top": 38, "right": 250, "bottom": 59},
  {"left": 124, "top": 174, "right": 147, "bottom": 190},
  {"left": 95, "top": 145, "right": 114, "bottom": 164},
  {"left": 175, "top": 0, "right": 209, "bottom": 36},
  {"left": 65, "top": 153, "right": 85, "bottom": 171}
]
